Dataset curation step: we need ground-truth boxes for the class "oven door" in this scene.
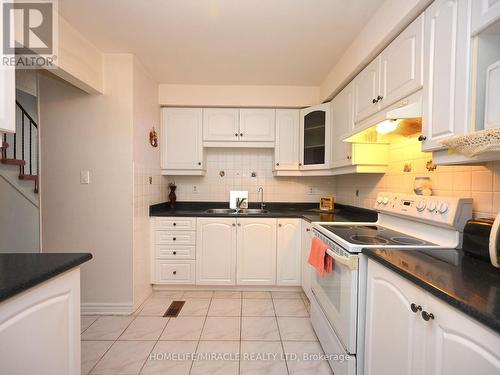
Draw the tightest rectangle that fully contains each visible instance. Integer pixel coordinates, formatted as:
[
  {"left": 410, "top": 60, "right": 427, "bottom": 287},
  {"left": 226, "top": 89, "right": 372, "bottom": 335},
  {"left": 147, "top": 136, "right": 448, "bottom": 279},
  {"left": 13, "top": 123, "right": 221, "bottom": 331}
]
[{"left": 311, "top": 246, "right": 358, "bottom": 354}]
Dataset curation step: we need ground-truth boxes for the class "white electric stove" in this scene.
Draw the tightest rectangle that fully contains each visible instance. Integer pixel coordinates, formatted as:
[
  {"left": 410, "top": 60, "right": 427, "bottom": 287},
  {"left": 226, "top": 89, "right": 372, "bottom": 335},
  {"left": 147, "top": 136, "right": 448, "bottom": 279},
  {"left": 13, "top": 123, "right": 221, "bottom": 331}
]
[{"left": 309, "top": 192, "right": 473, "bottom": 375}]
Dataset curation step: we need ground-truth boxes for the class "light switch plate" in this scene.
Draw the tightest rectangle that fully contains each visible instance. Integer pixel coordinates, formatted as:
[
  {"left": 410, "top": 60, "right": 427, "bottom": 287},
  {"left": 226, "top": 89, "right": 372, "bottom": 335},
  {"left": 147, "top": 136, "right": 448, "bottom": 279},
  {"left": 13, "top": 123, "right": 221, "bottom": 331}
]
[{"left": 80, "top": 170, "right": 90, "bottom": 184}]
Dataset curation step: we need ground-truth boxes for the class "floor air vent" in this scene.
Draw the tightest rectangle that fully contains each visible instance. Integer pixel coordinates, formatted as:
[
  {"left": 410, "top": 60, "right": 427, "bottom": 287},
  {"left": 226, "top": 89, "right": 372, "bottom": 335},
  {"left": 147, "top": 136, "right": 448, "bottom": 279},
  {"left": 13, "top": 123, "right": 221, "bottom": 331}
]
[{"left": 164, "top": 301, "right": 185, "bottom": 317}]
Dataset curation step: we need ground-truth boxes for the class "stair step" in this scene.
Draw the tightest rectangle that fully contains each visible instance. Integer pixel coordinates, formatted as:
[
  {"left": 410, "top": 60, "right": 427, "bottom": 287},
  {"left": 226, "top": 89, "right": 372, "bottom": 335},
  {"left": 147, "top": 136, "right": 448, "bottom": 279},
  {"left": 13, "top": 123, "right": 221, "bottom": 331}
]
[
  {"left": 19, "top": 174, "right": 38, "bottom": 181},
  {"left": 1, "top": 158, "right": 26, "bottom": 166}
]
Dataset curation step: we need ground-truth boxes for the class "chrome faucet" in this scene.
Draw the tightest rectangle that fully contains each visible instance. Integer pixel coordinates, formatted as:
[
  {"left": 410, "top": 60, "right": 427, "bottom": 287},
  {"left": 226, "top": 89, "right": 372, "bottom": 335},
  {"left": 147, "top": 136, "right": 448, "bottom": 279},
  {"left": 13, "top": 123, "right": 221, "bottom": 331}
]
[{"left": 258, "top": 187, "right": 265, "bottom": 210}]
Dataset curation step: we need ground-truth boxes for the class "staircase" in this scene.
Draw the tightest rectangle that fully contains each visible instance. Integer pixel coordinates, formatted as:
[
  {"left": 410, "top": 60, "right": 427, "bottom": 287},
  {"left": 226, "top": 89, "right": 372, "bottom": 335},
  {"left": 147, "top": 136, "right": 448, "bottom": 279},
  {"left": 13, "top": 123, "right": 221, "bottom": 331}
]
[{"left": 1, "top": 101, "right": 38, "bottom": 193}]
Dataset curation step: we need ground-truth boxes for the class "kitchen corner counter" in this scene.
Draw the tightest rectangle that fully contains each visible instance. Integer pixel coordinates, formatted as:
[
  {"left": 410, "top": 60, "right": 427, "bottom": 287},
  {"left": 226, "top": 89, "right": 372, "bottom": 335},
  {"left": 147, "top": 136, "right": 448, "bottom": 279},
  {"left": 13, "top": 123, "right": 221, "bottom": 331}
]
[
  {"left": 363, "top": 248, "right": 500, "bottom": 334},
  {"left": 149, "top": 201, "right": 378, "bottom": 223},
  {"left": 0, "top": 253, "right": 92, "bottom": 303}
]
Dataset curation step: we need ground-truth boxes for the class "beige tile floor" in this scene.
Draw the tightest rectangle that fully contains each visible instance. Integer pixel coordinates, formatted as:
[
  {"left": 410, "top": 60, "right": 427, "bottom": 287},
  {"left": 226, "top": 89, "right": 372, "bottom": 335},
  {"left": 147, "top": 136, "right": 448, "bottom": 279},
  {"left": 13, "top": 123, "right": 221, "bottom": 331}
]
[{"left": 81, "top": 290, "right": 333, "bottom": 375}]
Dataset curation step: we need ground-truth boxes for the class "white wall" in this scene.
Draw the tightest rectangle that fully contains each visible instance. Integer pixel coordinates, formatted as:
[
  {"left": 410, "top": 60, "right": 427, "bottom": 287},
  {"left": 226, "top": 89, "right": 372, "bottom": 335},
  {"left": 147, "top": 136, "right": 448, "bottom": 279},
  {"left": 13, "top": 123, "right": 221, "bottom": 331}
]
[
  {"left": 169, "top": 148, "right": 335, "bottom": 203},
  {"left": 0, "top": 175, "right": 39, "bottom": 252},
  {"left": 132, "top": 58, "right": 162, "bottom": 310},
  {"left": 159, "top": 84, "right": 319, "bottom": 108},
  {"left": 39, "top": 54, "right": 134, "bottom": 310}
]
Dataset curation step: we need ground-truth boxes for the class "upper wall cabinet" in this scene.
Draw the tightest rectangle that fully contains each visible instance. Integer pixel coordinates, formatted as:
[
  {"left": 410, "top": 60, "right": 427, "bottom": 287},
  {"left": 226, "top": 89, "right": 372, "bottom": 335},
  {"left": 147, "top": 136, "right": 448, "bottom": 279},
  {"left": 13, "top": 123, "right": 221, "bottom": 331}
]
[
  {"left": 380, "top": 14, "right": 424, "bottom": 109},
  {"left": 354, "top": 57, "right": 381, "bottom": 123},
  {"left": 421, "top": 0, "right": 472, "bottom": 152},
  {"left": 161, "top": 107, "right": 205, "bottom": 175},
  {"left": 300, "top": 103, "right": 331, "bottom": 170},
  {"left": 239, "top": 109, "right": 276, "bottom": 142},
  {"left": 472, "top": 0, "right": 500, "bottom": 34},
  {"left": 354, "top": 14, "right": 424, "bottom": 125},
  {"left": 203, "top": 108, "right": 239, "bottom": 142},
  {"left": 274, "top": 109, "right": 300, "bottom": 171},
  {"left": 0, "top": 66, "right": 15, "bottom": 133}
]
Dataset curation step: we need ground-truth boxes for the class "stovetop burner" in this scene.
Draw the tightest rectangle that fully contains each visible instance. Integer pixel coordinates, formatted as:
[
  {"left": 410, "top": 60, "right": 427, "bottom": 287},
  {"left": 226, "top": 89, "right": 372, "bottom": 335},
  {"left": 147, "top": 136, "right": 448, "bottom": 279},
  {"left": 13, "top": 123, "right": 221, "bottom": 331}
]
[
  {"left": 349, "top": 235, "right": 389, "bottom": 245},
  {"left": 319, "top": 223, "right": 437, "bottom": 247}
]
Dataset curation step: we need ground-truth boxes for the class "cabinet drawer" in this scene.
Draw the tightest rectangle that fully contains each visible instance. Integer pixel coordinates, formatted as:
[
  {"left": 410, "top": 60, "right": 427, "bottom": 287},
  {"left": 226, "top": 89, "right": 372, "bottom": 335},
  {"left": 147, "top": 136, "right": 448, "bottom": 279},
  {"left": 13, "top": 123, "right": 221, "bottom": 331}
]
[
  {"left": 155, "top": 231, "right": 196, "bottom": 245},
  {"left": 155, "top": 260, "right": 195, "bottom": 284},
  {"left": 155, "top": 217, "right": 196, "bottom": 231},
  {"left": 155, "top": 245, "right": 195, "bottom": 260}
]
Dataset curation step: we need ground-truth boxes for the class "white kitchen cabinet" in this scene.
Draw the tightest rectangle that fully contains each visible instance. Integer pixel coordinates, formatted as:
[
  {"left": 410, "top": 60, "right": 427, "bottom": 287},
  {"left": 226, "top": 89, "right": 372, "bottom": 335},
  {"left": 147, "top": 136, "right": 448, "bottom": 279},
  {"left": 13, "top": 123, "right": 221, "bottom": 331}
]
[
  {"left": 299, "top": 103, "right": 331, "bottom": 170},
  {"left": 156, "top": 260, "right": 196, "bottom": 284},
  {"left": 236, "top": 218, "right": 277, "bottom": 285},
  {"left": 274, "top": 109, "right": 300, "bottom": 171},
  {"left": 365, "top": 259, "right": 500, "bottom": 375},
  {"left": 379, "top": 14, "right": 424, "bottom": 109},
  {"left": 331, "top": 83, "right": 354, "bottom": 168},
  {"left": 472, "top": 0, "right": 500, "bottom": 34},
  {"left": 485, "top": 60, "right": 500, "bottom": 129},
  {"left": 276, "top": 219, "right": 302, "bottom": 286},
  {"left": 354, "top": 57, "right": 381, "bottom": 123},
  {"left": 239, "top": 108, "right": 276, "bottom": 142},
  {"left": 422, "top": 0, "right": 472, "bottom": 151},
  {"left": 202, "top": 108, "right": 240, "bottom": 141},
  {"left": 424, "top": 292, "right": 500, "bottom": 375},
  {"left": 364, "top": 259, "right": 426, "bottom": 375},
  {"left": 161, "top": 108, "right": 205, "bottom": 175},
  {"left": 301, "top": 220, "right": 313, "bottom": 300},
  {"left": 0, "top": 66, "right": 15, "bottom": 133},
  {"left": 0, "top": 269, "right": 81, "bottom": 375},
  {"left": 331, "top": 82, "right": 389, "bottom": 174},
  {"left": 196, "top": 218, "right": 237, "bottom": 285}
]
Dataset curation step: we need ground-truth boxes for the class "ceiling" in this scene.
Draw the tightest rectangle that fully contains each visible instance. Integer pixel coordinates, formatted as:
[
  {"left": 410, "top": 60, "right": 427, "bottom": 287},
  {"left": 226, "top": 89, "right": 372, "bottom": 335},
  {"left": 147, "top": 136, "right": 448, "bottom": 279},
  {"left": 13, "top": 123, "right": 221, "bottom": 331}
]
[{"left": 59, "top": 0, "right": 385, "bottom": 86}]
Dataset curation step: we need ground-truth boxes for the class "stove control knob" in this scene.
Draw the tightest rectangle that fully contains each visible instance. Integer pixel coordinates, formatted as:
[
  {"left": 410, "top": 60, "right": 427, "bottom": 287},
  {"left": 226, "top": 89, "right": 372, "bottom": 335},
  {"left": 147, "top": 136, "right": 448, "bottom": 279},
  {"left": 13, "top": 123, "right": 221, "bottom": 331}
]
[
  {"left": 427, "top": 201, "right": 436, "bottom": 212},
  {"left": 382, "top": 197, "right": 389, "bottom": 205},
  {"left": 416, "top": 201, "right": 426, "bottom": 212},
  {"left": 438, "top": 202, "right": 448, "bottom": 214},
  {"left": 376, "top": 196, "right": 383, "bottom": 205}
]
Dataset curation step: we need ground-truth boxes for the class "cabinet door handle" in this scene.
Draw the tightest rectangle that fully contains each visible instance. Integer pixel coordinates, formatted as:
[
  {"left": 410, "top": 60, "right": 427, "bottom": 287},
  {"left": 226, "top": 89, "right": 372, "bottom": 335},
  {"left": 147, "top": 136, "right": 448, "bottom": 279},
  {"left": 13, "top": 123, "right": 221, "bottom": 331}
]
[
  {"left": 173, "top": 251, "right": 177, "bottom": 255},
  {"left": 276, "top": 162, "right": 279, "bottom": 166},
  {"left": 279, "top": 223, "right": 282, "bottom": 227},
  {"left": 173, "top": 222, "right": 176, "bottom": 226},
  {"left": 172, "top": 237, "right": 176, "bottom": 241},
  {"left": 422, "top": 311, "right": 435, "bottom": 321},
  {"left": 172, "top": 270, "right": 177, "bottom": 275},
  {"left": 298, "top": 163, "right": 302, "bottom": 166},
  {"left": 377, "top": 95, "right": 383, "bottom": 102},
  {"left": 237, "top": 223, "right": 241, "bottom": 227},
  {"left": 235, "top": 133, "right": 238, "bottom": 137},
  {"left": 198, "top": 162, "right": 201, "bottom": 166},
  {"left": 240, "top": 133, "right": 243, "bottom": 137},
  {"left": 418, "top": 135, "right": 427, "bottom": 142},
  {"left": 372, "top": 98, "right": 377, "bottom": 104},
  {"left": 306, "top": 228, "right": 311, "bottom": 232},
  {"left": 410, "top": 303, "right": 422, "bottom": 313}
]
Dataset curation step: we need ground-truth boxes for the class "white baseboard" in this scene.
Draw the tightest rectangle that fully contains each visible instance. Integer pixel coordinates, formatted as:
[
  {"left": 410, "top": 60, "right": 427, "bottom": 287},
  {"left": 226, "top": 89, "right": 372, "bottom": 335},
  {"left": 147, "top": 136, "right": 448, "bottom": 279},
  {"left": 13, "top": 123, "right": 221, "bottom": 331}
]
[{"left": 81, "top": 302, "right": 134, "bottom": 315}]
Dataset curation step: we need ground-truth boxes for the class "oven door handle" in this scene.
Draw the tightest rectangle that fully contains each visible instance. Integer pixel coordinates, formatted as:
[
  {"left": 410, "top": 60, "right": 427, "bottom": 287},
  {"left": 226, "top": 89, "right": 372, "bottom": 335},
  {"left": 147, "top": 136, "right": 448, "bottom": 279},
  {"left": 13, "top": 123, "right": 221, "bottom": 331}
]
[{"left": 326, "top": 249, "right": 358, "bottom": 270}]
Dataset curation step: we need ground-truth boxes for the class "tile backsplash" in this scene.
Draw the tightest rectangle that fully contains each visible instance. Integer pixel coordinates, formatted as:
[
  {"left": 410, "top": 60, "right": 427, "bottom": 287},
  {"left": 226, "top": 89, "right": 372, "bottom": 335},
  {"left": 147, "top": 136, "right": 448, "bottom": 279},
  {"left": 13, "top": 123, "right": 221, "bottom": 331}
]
[
  {"left": 334, "top": 136, "right": 500, "bottom": 218},
  {"left": 163, "top": 139, "right": 499, "bottom": 218},
  {"left": 166, "top": 148, "right": 335, "bottom": 203}
]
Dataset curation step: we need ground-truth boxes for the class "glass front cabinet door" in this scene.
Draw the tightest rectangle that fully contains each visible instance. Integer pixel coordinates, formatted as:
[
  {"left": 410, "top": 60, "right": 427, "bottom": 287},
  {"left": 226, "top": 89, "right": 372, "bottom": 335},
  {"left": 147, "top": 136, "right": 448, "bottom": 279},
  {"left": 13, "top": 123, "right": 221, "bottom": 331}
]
[{"left": 299, "top": 103, "right": 331, "bottom": 170}]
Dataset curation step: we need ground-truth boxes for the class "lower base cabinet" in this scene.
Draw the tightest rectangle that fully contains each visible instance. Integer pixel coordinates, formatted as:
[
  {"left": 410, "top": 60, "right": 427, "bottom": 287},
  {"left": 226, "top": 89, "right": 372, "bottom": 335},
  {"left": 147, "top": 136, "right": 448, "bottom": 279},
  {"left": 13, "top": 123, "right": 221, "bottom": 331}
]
[
  {"left": 156, "top": 260, "right": 196, "bottom": 284},
  {"left": 196, "top": 218, "right": 237, "bottom": 285},
  {"left": 276, "top": 219, "right": 302, "bottom": 286},
  {"left": 237, "top": 218, "right": 277, "bottom": 285},
  {"left": 301, "top": 220, "right": 313, "bottom": 299},
  {"left": 364, "top": 259, "right": 500, "bottom": 375}
]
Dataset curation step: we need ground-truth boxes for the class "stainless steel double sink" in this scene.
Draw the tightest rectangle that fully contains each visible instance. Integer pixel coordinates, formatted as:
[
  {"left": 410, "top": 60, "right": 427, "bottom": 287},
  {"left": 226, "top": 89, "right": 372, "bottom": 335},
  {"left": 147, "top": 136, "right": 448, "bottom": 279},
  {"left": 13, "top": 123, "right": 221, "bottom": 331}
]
[{"left": 205, "top": 208, "right": 269, "bottom": 215}]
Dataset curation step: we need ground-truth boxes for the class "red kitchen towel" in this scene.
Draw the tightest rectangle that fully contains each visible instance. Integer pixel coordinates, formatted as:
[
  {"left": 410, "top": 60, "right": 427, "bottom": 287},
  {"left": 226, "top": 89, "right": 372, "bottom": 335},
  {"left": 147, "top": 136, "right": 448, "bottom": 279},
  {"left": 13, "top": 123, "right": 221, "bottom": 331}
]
[{"left": 308, "top": 237, "right": 334, "bottom": 277}]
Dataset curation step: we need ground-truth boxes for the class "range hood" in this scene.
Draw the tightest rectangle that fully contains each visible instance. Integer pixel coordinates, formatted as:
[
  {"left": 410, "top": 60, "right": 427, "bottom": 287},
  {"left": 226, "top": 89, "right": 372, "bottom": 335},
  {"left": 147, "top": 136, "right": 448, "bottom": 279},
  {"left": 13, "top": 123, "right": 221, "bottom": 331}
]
[{"left": 343, "top": 91, "right": 423, "bottom": 144}]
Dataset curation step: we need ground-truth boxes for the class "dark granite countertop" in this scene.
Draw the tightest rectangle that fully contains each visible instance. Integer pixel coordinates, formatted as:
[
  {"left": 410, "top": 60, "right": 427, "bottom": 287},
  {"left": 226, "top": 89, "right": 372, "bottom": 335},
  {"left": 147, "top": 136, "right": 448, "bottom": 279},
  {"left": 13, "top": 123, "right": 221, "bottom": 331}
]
[
  {"left": 150, "top": 201, "right": 378, "bottom": 223},
  {"left": 363, "top": 248, "right": 500, "bottom": 334},
  {"left": 0, "top": 253, "right": 92, "bottom": 303}
]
